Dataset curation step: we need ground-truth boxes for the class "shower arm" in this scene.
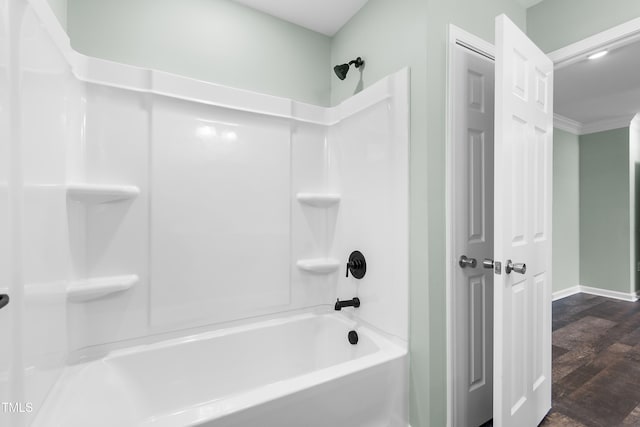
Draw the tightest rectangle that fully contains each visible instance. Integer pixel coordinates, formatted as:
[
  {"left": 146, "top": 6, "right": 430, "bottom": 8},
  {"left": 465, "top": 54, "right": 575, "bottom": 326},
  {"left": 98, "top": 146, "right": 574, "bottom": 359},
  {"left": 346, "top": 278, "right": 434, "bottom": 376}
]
[{"left": 349, "top": 57, "right": 364, "bottom": 69}]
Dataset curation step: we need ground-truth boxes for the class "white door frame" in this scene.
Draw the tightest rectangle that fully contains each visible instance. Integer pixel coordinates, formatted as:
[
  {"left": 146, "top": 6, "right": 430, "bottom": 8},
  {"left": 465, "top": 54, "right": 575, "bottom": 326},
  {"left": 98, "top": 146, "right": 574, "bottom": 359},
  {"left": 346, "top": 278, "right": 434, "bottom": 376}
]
[
  {"left": 548, "top": 16, "right": 640, "bottom": 68},
  {"left": 445, "top": 15, "right": 640, "bottom": 427}
]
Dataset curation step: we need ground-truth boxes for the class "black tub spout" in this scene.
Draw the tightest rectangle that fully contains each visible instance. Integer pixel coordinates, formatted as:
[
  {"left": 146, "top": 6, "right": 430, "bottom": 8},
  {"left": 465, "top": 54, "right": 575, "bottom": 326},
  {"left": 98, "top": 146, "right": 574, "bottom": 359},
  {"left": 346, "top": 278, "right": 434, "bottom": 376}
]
[{"left": 334, "top": 297, "right": 360, "bottom": 311}]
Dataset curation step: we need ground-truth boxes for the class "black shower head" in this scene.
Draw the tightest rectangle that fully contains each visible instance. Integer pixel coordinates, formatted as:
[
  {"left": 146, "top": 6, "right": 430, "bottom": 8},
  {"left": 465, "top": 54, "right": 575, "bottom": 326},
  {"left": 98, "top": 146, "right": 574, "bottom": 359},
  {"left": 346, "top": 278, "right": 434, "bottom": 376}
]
[
  {"left": 333, "top": 57, "right": 364, "bottom": 80},
  {"left": 334, "top": 64, "right": 350, "bottom": 80}
]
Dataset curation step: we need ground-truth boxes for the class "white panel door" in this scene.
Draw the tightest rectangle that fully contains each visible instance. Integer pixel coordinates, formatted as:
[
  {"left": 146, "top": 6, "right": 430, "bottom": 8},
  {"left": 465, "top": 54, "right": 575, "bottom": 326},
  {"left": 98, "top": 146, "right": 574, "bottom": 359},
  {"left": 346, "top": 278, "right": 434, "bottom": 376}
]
[
  {"left": 493, "top": 14, "right": 553, "bottom": 427},
  {"left": 452, "top": 44, "right": 495, "bottom": 427}
]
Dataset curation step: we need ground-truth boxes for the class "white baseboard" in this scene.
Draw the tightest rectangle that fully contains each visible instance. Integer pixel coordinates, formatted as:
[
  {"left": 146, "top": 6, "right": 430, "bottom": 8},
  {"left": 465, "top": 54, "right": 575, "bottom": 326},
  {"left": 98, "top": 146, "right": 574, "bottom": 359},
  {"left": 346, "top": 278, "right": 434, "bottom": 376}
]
[
  {"left": 579, "top": 285, "right": 639, "bottom": 302},
  {"left": 552, "top": 286, "right": 581, "bottom": 301},
  {"left": 553, "top": 285, "right": 639, "bottom": 302}
]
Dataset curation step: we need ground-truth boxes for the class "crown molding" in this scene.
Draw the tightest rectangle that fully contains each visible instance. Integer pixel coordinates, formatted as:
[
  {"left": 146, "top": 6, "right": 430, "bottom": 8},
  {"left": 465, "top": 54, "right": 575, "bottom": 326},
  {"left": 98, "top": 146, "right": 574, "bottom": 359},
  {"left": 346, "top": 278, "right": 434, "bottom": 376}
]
[
  {"left": 554, "top": 114, "right": 635, "bottom": 135},
  {"left": 581, "top": 115, "right": 634, "bottom": 135},
  {"left": 553, "top": 114, "right": 582, "bottom": 135}
]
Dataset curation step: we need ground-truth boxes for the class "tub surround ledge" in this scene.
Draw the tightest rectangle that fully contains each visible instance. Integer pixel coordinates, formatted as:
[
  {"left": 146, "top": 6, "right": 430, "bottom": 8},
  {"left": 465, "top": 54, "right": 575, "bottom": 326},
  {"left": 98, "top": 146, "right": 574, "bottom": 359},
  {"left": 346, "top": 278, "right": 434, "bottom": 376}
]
[
  {"left": 66, "top": 183, "right": 140, "bottom": 204},
  {"left": 67, "top": 275, "right": 139, "bottom": 302}
]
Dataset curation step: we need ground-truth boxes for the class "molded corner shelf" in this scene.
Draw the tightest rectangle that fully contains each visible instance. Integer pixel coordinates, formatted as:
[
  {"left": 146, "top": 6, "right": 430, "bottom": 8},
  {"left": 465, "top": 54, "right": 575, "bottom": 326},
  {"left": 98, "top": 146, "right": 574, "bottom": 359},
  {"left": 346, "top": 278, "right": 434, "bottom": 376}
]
[
  {"left": 296, "top": 193, "right": 341, "bottom": 208},
  {"left": 67, "top": 274, "right": 139, "bottom": 303},
  {"left": 296, "top": 259, "right": 341, "bottom": 274},
  {"left": 67, "top": 183, "right": 140, "bottom": 204}
]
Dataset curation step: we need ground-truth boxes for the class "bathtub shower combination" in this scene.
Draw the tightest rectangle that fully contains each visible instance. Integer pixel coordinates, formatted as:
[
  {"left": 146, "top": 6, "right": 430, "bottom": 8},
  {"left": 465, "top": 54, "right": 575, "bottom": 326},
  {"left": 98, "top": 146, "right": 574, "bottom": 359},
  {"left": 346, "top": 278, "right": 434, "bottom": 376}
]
[{"left": 0, "top": 0, "right": 409, "bottom": 426}]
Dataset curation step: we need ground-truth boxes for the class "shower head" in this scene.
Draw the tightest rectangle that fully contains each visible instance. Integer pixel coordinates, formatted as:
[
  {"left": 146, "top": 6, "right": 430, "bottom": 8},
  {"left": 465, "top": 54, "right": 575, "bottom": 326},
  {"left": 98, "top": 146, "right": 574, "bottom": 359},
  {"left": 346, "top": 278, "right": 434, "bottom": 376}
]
[
  {"left": 333, "top": 64, "right": 350, "bottom": 80},
  {"left": 333, "top": 57, "right": 364, "bottom": 80}
]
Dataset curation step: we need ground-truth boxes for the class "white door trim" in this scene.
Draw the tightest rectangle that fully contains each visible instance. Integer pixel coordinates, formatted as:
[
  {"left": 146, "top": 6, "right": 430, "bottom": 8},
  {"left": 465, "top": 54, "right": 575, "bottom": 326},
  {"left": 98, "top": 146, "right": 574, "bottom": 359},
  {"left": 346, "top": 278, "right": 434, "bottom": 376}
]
[
  {"left": 549, "top": 16, "right": 640, "bottom": 69},
  {"left": 446, "top": 24, "right": 495, "bottom": 427}
]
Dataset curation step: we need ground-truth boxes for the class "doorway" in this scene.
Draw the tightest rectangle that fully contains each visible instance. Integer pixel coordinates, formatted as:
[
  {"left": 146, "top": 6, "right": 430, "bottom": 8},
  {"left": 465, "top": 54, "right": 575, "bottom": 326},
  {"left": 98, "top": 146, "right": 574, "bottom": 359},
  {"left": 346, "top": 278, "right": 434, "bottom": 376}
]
[
  {"left": 447, "top": 16, "right": 640, "bottom": 427},
  {"left": 447, "top": 20, "right": 554, "bottom": 427}
]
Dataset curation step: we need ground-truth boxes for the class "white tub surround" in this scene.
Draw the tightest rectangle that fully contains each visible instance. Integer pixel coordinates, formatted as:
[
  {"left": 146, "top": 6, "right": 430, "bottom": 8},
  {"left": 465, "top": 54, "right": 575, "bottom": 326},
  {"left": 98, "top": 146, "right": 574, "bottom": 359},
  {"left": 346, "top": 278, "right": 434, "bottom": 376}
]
[{"left": 4, "top": 0, "right": 410, "bottom": 425}]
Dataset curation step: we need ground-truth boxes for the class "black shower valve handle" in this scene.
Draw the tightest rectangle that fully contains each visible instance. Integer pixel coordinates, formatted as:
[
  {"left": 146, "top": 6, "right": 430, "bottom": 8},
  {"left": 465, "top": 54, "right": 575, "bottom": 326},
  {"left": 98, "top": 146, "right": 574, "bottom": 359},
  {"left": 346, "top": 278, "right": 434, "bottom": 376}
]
[
  {"left": 345, "top": 251, "right": 367, "bottom": 279},
  {"left": 345, "top": 259, "right": 363, "bottom": 277}
]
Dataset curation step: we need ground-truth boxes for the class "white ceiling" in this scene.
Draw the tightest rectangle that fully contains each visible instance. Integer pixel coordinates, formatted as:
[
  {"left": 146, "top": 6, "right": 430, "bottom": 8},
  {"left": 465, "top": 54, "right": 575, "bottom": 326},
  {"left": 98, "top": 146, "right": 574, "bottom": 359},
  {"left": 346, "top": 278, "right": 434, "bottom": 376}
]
[
  {"left": 232, "top": 0, "right": 370, "bottom": 36},
  {"left": 555, "top": 40, "right": 640, "bottom": 127},
  {"left": 515, "top": 0, "right": 544, "bottom": 8}
]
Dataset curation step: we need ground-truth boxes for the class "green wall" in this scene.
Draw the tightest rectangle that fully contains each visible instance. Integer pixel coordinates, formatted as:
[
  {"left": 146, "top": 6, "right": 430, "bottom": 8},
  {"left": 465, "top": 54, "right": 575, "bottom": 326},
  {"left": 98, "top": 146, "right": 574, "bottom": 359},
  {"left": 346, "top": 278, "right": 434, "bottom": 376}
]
[
  {"left": 527, "top": 0, "right": 640, "bottom": 52},
  {"left": 332, "top": 1, "right": 526, "bottom": 426},
  {"left": 66, "top": 0, "right": 331, "bottom": 106},
  {"left": 553, "top": 129, "right": 580, "bottom": 293},
  {"left": 330, "top": 0, "right": 427, "bottom": 106},
  {"left": 47, "top": 0, "right": 67, "bottom": 29},
  {"left": 551, "top": 126, "right": 638, "bottom": 297},
  {"left": 579, "top": 128, "right": 632, "bottom": 294}
]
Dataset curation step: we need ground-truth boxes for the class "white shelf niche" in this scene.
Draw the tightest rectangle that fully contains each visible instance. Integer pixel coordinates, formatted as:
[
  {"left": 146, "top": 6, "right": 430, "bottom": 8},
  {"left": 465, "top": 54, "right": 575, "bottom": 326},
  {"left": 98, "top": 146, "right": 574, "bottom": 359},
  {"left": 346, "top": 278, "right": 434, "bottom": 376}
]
[
  {"left": 67, "top": 274, "right": 139, "bottom": 303},
  {"left": 296, "top": 259, "right": 341, "bottom": 274},
  {"left": 67, "top": 183, "right": 140, "bottom": 204},
  {"left": 296, "top": 193, "right": 341, "bottom": 208}
]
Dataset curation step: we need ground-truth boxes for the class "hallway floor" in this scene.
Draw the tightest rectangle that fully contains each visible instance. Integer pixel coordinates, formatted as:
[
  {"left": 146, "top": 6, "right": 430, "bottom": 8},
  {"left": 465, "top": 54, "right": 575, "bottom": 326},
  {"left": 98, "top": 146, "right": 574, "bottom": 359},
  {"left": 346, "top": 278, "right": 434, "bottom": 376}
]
[{"left": 541, "top": 293, "right": 640, "bottom": 426}]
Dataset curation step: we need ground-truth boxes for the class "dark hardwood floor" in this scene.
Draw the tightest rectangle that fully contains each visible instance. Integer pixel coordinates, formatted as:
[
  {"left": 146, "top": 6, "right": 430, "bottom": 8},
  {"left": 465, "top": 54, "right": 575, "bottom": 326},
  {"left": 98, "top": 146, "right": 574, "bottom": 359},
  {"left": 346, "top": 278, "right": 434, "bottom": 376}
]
[
  {"left": 480, "top": 293, "right": 640, "bottom": 427},
  {"left": 541, "top": 293, "right": 640, "bottom": 426}
]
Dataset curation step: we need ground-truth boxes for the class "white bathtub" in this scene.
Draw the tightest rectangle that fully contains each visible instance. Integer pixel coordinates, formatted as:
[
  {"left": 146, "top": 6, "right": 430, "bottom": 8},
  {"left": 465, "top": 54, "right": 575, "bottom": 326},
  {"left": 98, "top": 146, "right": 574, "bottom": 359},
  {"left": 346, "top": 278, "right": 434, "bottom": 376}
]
[{"left": 35, "top": 312, "right": 408, "bottom": 427}]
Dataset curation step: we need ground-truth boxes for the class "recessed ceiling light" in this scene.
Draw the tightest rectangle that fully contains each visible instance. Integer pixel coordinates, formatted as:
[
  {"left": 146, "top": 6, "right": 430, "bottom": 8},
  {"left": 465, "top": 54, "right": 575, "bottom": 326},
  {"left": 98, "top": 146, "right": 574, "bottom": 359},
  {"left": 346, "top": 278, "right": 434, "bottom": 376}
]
[{"left": 588, "top": 50, "right": 608, "bottom": 60}]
